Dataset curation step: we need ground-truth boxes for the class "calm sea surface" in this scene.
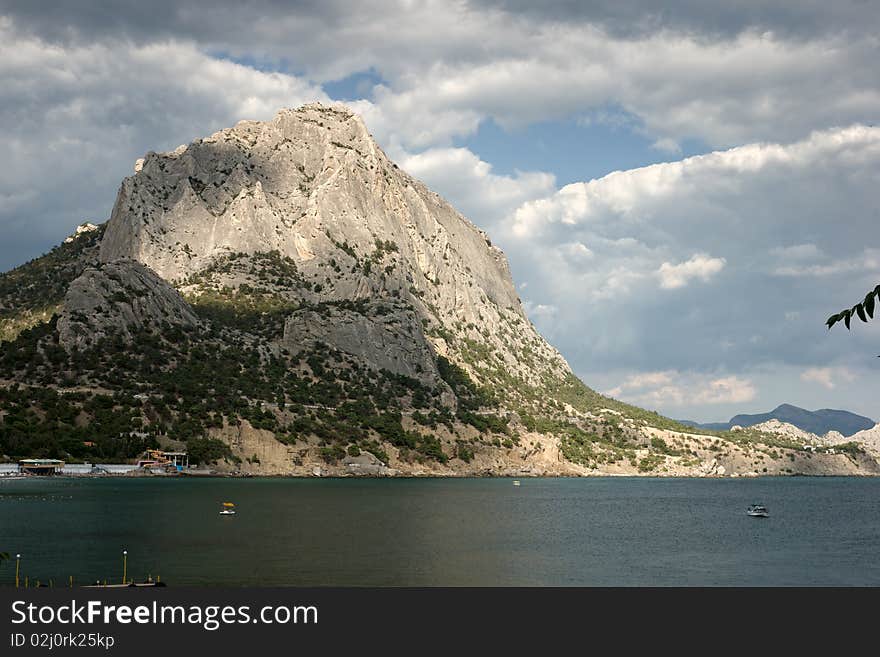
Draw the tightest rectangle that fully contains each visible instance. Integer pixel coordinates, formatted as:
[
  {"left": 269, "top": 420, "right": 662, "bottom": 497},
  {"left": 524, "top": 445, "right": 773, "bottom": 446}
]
[{"left": 1, "top": 476, "right": 878, "bottom": 586}]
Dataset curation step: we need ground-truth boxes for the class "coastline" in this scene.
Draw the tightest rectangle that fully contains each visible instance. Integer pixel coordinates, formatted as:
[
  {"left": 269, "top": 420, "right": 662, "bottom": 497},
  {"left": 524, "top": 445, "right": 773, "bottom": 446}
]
[{"left": 3, "top": 469, "right": 878, "bottom": 480}]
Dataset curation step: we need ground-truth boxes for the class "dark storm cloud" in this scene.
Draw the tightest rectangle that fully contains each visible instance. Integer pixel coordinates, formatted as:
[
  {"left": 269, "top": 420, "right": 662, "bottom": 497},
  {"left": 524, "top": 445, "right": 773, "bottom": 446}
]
[
  {"left": 6, "top": 0, "right": 879, "bottom": 47},
  {"left": 0, "top": 0, "right": 329, "bottom": 43},
  {"left": 475, "top": 0, "right": 880, "bottom": 39},
  {"left": 0, "top": 1, "right": 510, "bottom": 81}
]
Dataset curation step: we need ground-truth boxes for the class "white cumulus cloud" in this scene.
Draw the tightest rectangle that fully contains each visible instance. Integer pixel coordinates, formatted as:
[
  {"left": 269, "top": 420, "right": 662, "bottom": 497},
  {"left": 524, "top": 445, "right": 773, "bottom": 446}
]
[
  {"left": 497, "top": 125, "right": 880, "bottom": 420},
  {"left": 801, "top": 367, "right": 856, "bottom": 390},
  {"left": 606, "top": 370, "right": 756, "bottom": 408},
  {"left": 657, "top": 254, "right": 726, "bottom": 290},
  {"left": 395, "top": 146, "right": 555, "bottom": 226}
]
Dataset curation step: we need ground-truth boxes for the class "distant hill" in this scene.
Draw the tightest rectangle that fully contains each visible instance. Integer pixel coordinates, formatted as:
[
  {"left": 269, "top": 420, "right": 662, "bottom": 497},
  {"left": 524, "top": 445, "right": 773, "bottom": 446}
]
[{"left": 680, "top": 404, "right": 875, "bottom": 437}]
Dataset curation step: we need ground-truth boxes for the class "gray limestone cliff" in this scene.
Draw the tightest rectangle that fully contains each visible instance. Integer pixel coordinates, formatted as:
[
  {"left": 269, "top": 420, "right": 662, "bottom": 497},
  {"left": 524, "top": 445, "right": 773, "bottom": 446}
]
[
  {"left": 281, "top": 302, "right": 440, "bottom": 385},
  {"left": 98, "top": 103, "right": 570, "bottom": 392},
  {"left": 58, "top": 260, "right": 198, "bottom": 349}
]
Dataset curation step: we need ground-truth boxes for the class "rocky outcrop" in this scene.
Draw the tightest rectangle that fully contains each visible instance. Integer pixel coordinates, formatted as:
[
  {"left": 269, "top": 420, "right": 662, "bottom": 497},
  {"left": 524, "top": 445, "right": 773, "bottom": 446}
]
[
  {"left": 835, "top": 423, "right": 880, "bottom": 456},
  {"left": 99, "top": 103, "right": 569, "bottom": 389},
  {"left": 209, "top": 419, "right": 298, "bottom": 476},
  {"left": 281, "top": 301, "right": 440, "bottom": 384},
  {"left": 0, "top": 222, "right": 105, "bottom": 343},
  {"left": 342, "top": 451, "right": 397, "bottom": 476},
  {"left": 99, "top": 104, "right": 519, "bottom": 308},
  {"left": 64, "top": 222, "right": 100, "bottom": 244},
  {"left": 744, "top": 419, "right": 873, "bottom": 447},
  {"left": 748, "top": 419, "right": 825, "bottom": 444},
  {"left": 58, "top": 260, "right": 198, "bottom": 349}
]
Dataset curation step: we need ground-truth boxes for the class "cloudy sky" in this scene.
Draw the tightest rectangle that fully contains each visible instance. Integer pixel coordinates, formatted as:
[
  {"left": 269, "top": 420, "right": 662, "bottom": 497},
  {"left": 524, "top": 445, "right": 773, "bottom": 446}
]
[{"left": 2, "top": 1, "right": 879, "bottom": 422}]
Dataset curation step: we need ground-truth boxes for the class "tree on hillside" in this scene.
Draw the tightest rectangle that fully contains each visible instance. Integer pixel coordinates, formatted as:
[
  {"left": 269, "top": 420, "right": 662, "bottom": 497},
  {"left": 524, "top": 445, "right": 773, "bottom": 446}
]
[{"left": 826, "top": 284, "right": 880, "bottom": 330}]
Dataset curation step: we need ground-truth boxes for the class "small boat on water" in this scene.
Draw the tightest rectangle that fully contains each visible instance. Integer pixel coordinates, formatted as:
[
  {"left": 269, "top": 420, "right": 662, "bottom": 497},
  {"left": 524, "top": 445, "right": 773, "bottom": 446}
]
[
  {"left": 512, "top": 480, "right": 521, "bottom": 486},
  {"left": 220, "top": 502, "right": 236, "bottom": 515},
  {"left": 747, "top": 504, "right": 769, "bottom": 518},
  {"left": 83, "top": 580, "right": 166, "bottom": 588}
]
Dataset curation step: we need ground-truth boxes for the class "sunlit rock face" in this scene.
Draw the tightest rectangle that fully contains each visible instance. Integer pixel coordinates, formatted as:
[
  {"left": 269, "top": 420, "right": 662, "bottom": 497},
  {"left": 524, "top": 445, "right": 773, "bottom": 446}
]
[{"left": 98, "top": 102, "right": 572, "bottom": 388}]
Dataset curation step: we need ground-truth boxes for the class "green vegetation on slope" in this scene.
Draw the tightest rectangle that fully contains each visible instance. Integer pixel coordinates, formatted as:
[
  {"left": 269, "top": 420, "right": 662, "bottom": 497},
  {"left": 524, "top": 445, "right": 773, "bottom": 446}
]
[
  {"left": 0, "top": 304, "right": 509, "bottom": 464},
  {"left": 0, "top": 229, "right": 852, "bottom": 472},
  {"left": 0, "top": 224, "right": 105, "bottom": 342}
]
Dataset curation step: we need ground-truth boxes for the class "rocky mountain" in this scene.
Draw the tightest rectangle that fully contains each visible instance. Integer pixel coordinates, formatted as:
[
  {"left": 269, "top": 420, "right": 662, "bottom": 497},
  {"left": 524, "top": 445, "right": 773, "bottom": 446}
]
[
  {"left": 58, "top": 260, "right": 199, "bottom": 350},
  {"left": 842, "top": 424, "right": 880, "bottom": 457},
  {"left": 743, "top": 420, "right": 831, "bottom": 444},
  {"left": 681, "top": 404, "right": 875, "bottom": 437},
  {"left": 2, "top": 103, "right": 879, "bottom": 477},
  {"left": 0, "top": 223, "right": 105, "bottom": 342},
  {"left": 734, "top": 419, "right": 880, "bottom": 461}
]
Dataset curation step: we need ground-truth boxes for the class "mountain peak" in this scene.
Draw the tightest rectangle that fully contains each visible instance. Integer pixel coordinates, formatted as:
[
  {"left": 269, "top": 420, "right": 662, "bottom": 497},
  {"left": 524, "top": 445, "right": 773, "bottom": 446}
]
[
  {"left": 101, "top": 104, "right": 523, "bottom": 335},
  {"left": 96, "top": 102, "right": 565, "bottom": 398}
]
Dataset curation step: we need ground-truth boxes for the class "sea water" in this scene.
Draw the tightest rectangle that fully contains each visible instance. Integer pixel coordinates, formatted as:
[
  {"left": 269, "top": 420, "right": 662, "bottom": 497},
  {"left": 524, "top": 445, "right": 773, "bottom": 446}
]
[{"left": 1, "top": 476, "right": 878, "bottom": 586}]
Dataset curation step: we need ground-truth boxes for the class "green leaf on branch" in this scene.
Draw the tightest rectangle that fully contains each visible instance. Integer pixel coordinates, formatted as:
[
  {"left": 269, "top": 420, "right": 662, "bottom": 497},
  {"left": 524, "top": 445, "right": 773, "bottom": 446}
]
[{"left": 827, "top": 284, "right": 880, "bottom": 332}]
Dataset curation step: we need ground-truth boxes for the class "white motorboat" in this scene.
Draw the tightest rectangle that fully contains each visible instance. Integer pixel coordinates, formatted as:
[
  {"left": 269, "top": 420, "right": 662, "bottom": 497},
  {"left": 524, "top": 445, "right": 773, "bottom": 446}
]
[
  {"left": 747, "top": 504, "right": 769, "bottom": 518},
  {"left": 220, "top": 502, "right": 236, "bottom": 515}
]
